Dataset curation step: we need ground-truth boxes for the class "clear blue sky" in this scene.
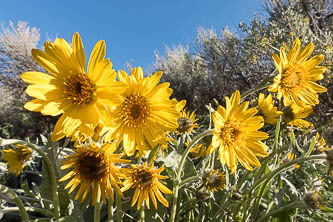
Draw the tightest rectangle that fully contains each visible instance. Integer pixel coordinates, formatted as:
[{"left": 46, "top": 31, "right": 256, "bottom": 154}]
[{"left": 0, "top": 0, "right": 263, "bottom": 72}]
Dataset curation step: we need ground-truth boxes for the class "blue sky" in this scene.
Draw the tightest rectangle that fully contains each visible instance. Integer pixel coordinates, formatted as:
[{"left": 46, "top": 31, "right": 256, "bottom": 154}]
[{"left": 0, "top": 0, "right": 263, "bottom": 72}]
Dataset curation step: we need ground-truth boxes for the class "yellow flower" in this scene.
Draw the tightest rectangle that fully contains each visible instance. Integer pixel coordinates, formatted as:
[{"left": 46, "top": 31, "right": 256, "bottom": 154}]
[
  {"left": 189, "top": 143, "right": 206, "bottom": 158},
  {"left": 121, "top": 162, "right": 172, "bottom": 210},
  {"left": 177, "top": 110, "right": 199, "bottom": 135},
  {"left": 288, "top": 119, "right": 314, "bottom": 130},
  {"left": 202, "top": 169, "right": 226, "bottom": 192},
  {"left": 99, "top": 67, "right": 179, "bottom": 156},
  {"left": 257, "top": 93, "right": 283, "bottom": 125},
  {"left": 315, "top": 132, "right": 330, "bottom": 152},
  {"left": 21, "top": 33, "right": 125, "bottom": 141},
  {"left": 59, "top": 142, "right": 129, "bottom": 205},
  {"left": 3, "top": 144, "right": 32, "bottom": 176},
  {"left": 207, "top": 90, "right": 269, "bottom": 173},
  {"left": 268, "top": 38, "right": 327, "bottom": 107},
  {"left": 282, "top": 103, "right": 313, "bottom": 123}
]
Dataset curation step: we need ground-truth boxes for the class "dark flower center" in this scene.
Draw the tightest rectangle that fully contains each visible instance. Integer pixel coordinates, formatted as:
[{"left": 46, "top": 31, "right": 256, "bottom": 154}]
[
  {"left": 63, "top": 73, "right": 96, "bottom": 106},
  {"left": 121, "top": 95, "right": 151, "bottom": 128},
  {"left": 135, "top": 169, "right": 153, "bottom": 189},
  {"left": 77, "top": 153, "right": 107, "bottom": 181}
]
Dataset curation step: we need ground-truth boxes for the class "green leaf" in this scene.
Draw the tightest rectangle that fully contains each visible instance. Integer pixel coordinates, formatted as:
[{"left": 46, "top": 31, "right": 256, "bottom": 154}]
[
  {"left": 157, "top": 150, "right": 182, "bottom": 170},
  {"left": 183, "top": 157, "right": 197, "bottom": 178},
  {"left": 39, "top": 138, "right": 71, "bottom": 216},
  {"left": 56, "top": 216, "right": 78, "bottom": 222},
  {"left": 0, "top": 139, "right": 22, "bottom": 146}
]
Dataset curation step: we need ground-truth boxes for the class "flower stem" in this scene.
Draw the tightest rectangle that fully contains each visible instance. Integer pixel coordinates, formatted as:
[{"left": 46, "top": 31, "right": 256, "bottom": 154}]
[
  {"left": 241, "top": 75, "right": 275, "bottom": 99},
  {"left": 169, "top": 129, "right": 213, "bottom": 222},
  {"left": 116, "top": 193, "right": 122, "bottom": 222},
  {"left": 140, "top": 205, "right": 145, "bottom": 222},
  {"left": 94, "top": 185, "right": 101, "bottom": 222},
  {"left": 0, "top": 184, "right": 30, "bottom": 221},
  {"left": 179, "top": 175, "right": 201, "bottom": 188},
  {"left": 245, "top": 154, "right": 326, "bottom": 196},
  {"left": 108, "top": 199, "right": 113, "bottom": 222},
  {"left": 257, "top": 200, "right": 305, "bottom": 222},
  {"left": 25, "top": 142, "right": 60, "bottom": 219}
]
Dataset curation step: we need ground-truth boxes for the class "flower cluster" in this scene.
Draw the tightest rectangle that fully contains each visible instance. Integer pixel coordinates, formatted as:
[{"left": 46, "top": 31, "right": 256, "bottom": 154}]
[{"left": 2, "top": 34, "right": 327, "bottom": 217}]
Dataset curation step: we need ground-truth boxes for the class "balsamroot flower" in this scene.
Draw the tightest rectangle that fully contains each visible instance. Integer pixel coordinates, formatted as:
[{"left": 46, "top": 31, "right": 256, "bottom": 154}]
[
  {"left": 282, "top": 103, "right": 314, "bottom": 130},
  {"left": 202, "top": 169, "right": 226, "bottom": 192},
  {"left": 59, "top": 142, "right": 129, "bottom": 205},
  {"left": 177, "top": 109, "right": 199, "bottom": 135},
  {"left": 257, "top": 93, "right": 283, "bottom": 125},
  {"left": 268, "top": 38, "right": 327, "bottom": 107},
  {"left": 99, "top": 67, "right": 179, "bottom": 156},
  {"left": 207, "top": 90, "right": 269, "bottom": 173},
  {"left": 21, "top": 33, "right": 125, "bottom": 141},
  {"left": 121, "top": 162, "right": 172, "bottom": 210},
  {"left": 3, "top": 144, "right": 32, "bottom": 176}
]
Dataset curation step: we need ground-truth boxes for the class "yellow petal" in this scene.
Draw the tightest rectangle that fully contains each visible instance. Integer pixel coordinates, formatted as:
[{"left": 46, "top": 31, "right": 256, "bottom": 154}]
[
  {"left": 21, "top": 72, "right": 56, "bottom": 85},
  {"left": 72, "top": 33, "right": 86, "bottom": 74},
  {"left": 25, "top": 84, "right": 63, "bottom": 101},
  {"left": 88, "top": 40, "right": 106, "bottom": 75}
]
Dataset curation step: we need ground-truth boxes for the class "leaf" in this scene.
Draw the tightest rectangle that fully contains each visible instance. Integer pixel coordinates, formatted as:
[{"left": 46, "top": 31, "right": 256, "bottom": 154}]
[
  {"left": 39, "top": 138, "right": 71, "bottom": 216},
  {"left": 56, "top": 216, "right": 78, "bottom": 222},
  {"left": 281, "top": 177, "right": 297, "bottom": 195},
  {"left": 0, "top": 139, "right": 22, "bottom": 146},
  {"left": 157, "top": 150, "right": 182, "bottom": 170},
  {"left": 183, "top": 157, "right": 197, "bottom": 178}
]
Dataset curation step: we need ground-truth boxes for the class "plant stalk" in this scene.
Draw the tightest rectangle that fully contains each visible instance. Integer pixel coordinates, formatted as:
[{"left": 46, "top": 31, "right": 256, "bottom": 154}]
[
  {"left": 0, "top": 184, "right": 30, "bottom": 221},
  {"left": 169, "top": 130, "right": 213, "bottom": 222}
]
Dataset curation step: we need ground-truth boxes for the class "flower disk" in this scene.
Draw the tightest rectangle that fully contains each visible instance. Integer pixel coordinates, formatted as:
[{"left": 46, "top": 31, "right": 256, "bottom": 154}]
[
  {"left": 121, "top": 162, "right": 172, "bottom": 210},
  {"left": 208, "top": 90, "right": 269, "bottom": 173},
  {"left": 3, "top": 144, "right": 32, "bottom": 176},
  {"left": 177, "top": 110, "right": 199, "bottom": 135},
  {"left": 203, "top": 169, "right": 226, "bottom": 192},
  {"left": 268, "top": 38, "right": 327, "bottom": 107},
  {"left": 59, "top": 143, "right": 129, "bottom": 205},
  {"left": 21, "top": 32, "right": 125, "bottom": 141},
  {"left": 100, "top": 67, "right": 179, "bottom": 156}
]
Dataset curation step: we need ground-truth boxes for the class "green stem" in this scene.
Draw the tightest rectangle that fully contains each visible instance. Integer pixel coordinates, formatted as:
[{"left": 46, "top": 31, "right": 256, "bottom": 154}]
[
  {"left": 0, "top": 207, "right": 54, "bottom": 218},
  {"left": 25, "top": 142, "right": 61, "bottom": 219},
  {"left": 241, "top": 75, "right": 275, "bottom": 99},
  {"left": 94, "top": 185, "right": 101, "bottom": 222},
  {"left": 179, "top": 176, "right": 201, "bottom": 188},
  {"left": 257, "top": 200, "right": 305, "bottom": 222},
  {"left": 108, "top": 199, "right": 113, "bottom": 222},
  {"left": 0, "top": 184, "right": 30, "bottom": 221},
  {"left": 245, "top": 154, "right": 326, "bottom": 196},
  {"left": 116, "top": 193, "right": 122, "bottom": 222},
  {"left": 140, "top": 205, "right": 145, "bottom": 222},
  {"left": 169, "top": 130, "right": 213, "bottom": 222}
]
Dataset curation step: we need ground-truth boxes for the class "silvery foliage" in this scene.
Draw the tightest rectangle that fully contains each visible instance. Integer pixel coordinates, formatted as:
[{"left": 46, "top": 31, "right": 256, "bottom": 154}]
[
  {"left": 0, "top": 21, "right": 41, "bottom": 113},
  {"left": 154, "top": 0, "right": 333, "bottom": 122},
  {"left": 0, "top": 21, "right": 54, "bottom": 139}
]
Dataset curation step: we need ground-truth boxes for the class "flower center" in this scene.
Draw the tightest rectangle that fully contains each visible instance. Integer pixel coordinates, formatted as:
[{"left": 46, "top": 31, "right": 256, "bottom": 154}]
[
  {"left": 282, "top": 106, "right": 295, "bottom": 122},
  {"left": 177, "top": 117, "right": 194, "bottom": 133},
  {"left": 17, "top": 149, "right": 31, "bottom": 162},
  {"left": 206, "top": 171, "right": 225, "bottom": 190},
  {"left": 77, "top": 152, "right": 107, "bottom": 181},
  {"left": 134, "top": 169, "right": 153, "bottom": 190},
  {"left": 63, "top": 73, "right": 96, "bottom": 106},
  {"left": 121, "top": 95, "right": 151, "bottom": 128},
  {"left": 281, "top": 64, "right": 307, "bottom": 91},
  {"left": 220, "top": 121, "right": 241, "bottom": 146}
]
